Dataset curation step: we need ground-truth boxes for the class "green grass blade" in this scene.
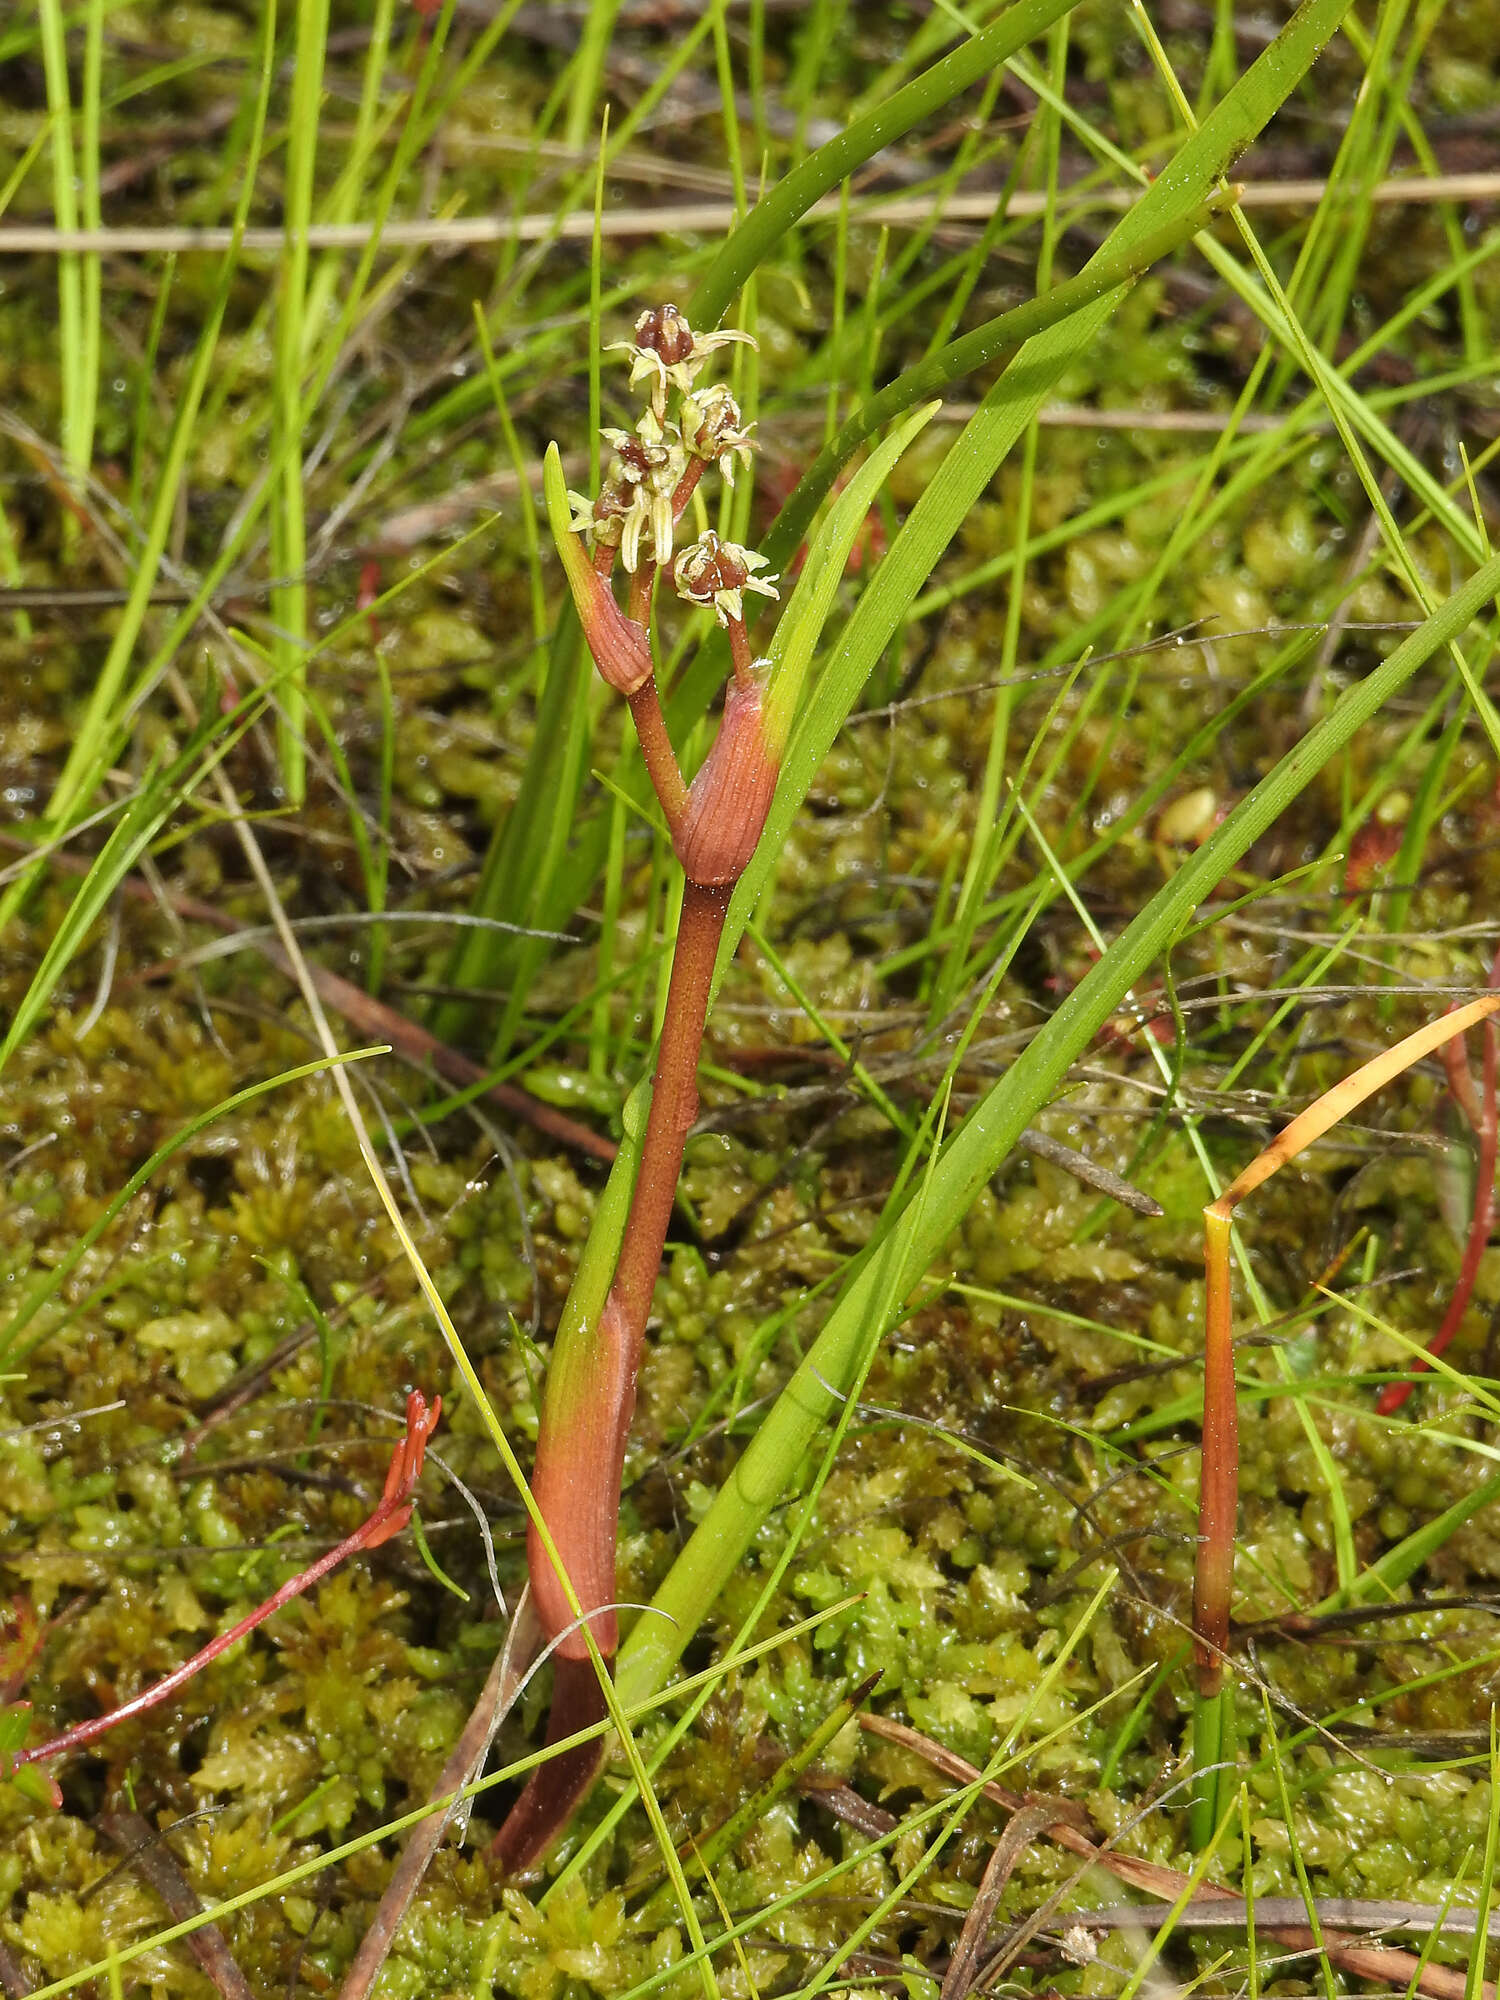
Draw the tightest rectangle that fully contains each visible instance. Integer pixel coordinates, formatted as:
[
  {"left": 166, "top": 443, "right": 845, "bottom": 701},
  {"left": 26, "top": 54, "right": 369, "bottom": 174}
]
[
  {"left": 691, "top": 0, "right": 1082, "bottom": 329},
  {"left": 758, "top": 194, "right": 1228, "bottom": 580},
  {"left": 270, "top": 0, "right": 330, "bottom": 803},
  {"left": 0, "top": 0, "right": 277, "bottom": 933}
]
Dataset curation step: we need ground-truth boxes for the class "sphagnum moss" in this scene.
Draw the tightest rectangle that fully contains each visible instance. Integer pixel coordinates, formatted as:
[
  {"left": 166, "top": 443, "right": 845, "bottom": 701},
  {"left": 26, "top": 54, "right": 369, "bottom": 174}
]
[{"left": 2, "top": 1, "right": 1500, "bottom": 1990}]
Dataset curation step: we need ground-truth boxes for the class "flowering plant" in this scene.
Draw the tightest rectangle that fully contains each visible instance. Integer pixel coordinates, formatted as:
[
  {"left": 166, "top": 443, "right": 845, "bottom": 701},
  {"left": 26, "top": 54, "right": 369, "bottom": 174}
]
[{"left": 497, "top": 306, "right": 786, "bottom": 1872}]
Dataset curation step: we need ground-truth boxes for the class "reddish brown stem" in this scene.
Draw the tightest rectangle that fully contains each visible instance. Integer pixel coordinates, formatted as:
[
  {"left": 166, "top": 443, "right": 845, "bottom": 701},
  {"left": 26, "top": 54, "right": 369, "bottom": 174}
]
[
  {"left": 8, "top": 1395, "right": 438, "bottom": 1773},
  {"left": 727, "top": 614, "right": 755, "bottom": 689},
  {"left": 525, "top": 881, "right": 730, "bottom": 1662},
  {"left": 1378, "top": 1010, "right": 1499, "bottom": 1415},
  {"left": 341, "top": 1599, "right": 541, "bottom": 1996},
  {"left": 627, "top": 558, "right": 657, "bottom": 625},
  {"left": 627, "top": 675, "right": 689, "bottom": 827},
  {"left": 670, "top": 455, "right": 706, "bottom": 521},
  {"left": 487, "top": 1656, "right": 609, "bottom": 1878},
  {"left": 1192, "top": 1208, "right": 1237, "bottom": 1698}
]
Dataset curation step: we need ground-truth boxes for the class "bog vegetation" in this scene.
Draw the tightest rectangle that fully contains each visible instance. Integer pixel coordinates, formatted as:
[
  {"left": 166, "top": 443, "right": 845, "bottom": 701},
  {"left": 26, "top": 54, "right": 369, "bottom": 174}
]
[{"left": 1, "top": 0, "right": 1500, "bottom": 1995}]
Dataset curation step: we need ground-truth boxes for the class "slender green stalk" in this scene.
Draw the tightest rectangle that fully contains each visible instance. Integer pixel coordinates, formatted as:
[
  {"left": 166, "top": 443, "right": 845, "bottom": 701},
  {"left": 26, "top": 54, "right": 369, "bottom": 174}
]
[
  {"left": 759, "top": 205, "right": 1229, "bottom": 583},
  {"left": 1187, "top": 992, "right": 1500, "bottom": 1845},
  {"left": 36, "top": 0, "right": 88, "bottom": 488},
  {"left": 691, "top": 0, "right": 1080, "bottom": 329},
  {"left": 0, "top": 0, "right": 277, "bottom": 945},
  {"left": 272, "top": 0, "right": 330, "bottom": 802},
  {"left": 929, "top": 17, "right": 1065, "bottom": 1024},
  {"left": 77, "top": 0, "right": 102, "bottom": 483}
]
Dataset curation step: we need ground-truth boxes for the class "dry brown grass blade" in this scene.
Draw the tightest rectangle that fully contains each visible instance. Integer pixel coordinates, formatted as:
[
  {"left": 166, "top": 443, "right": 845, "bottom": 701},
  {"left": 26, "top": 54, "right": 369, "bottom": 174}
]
[
  {"left": 1213, "top": 994, "right": 1500, "bottom": 1216},
  {"left": 939, "top": 1802, "right": 1073, "bottom": 2000},
  {"left": 97, "top": 1811, "right": 255, "bottom": 2000},
  {"left": 858, "top": 1714, "right": 1491, "bottom": 2000},
  {"left": 1194, "top": 991, "right": 1500, "bottom": 1700},
  {"left": 338, "top": 1595, "right": 541, "bottom": 2000}
]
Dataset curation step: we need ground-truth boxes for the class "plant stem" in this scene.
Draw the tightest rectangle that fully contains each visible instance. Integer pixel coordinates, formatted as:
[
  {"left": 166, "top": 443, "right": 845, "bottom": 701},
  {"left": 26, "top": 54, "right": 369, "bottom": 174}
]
[
  {"left": 526, "top": 879, "right": 731, "bottom": 1662},
  {"left": 727, "top": 616, "right": 755, "bottom": 688},
  {"left": 488, "top": 1656, "right": 610, "bottom": 1878},
  {"left": 1193, "top": 1204, "right": 1237, "bottom": 1701},
  {"left": 628, "top": 676, "right": 689, "bottom": 826},
  {"left": 495, "top": 882, "right": 730, "bottom": 1873},
  {"left": 612, "top": 880, "right": 730, "bottom": 1335}
]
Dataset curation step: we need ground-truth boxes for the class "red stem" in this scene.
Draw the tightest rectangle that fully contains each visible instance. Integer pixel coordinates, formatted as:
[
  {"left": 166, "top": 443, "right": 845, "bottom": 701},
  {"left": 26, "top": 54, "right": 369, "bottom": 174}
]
[
  {"left": 627, "top": 675, "right": 689, "bottom": 827},
  {"left": 1377, "top": 1013, "right": 1498, "bottom": 1415},
  {"left": 1192, "top": 1214, "right": 1238, "bottom": 1699},
  {"left": 487, "top": 1656, "right": 609, "bottom": 1878},
  {"left": 727, "top": 615, "right": 755, "bottom": 689},
  {"left": 12, "top": 1396, "right": 438, "bottom": 1770},
  {"left": 525, "top": 881, "right": 730, "bottom": 1662},
  {"left": 628, "top": 556, "right": 657, "bottom": 626}
]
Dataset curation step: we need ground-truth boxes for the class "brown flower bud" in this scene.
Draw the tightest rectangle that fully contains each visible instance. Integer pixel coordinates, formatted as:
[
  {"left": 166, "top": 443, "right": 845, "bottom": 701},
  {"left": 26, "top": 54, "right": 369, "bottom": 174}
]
[
  {"left": 632, "top": 303, "right": 696, "bottom": 368},
  {"left": 673, "top": 675, "right": 779, "bottom": 886},
  {"left": 608, "top": 308, "right": 756, "bottom": 415}
]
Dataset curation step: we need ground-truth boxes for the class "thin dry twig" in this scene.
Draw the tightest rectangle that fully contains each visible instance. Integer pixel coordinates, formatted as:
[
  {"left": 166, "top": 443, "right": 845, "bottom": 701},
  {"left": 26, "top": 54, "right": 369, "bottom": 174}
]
[
  {"left": 1, "top": 175, "right": 1496, "bottom": 256},
  {"left": 97, "top": 1811, "right": 255, "bottom": 2000},
  {"left": 858, "top": 1713, "right": 1493, "bottom": 2000},
  {"left": 1069, "top": 1896, "right": 1500, "bottom": 1939},
  {"left": 338, "top": 1596, "right": 541, "bottom": 2000},
  {"left": 0, "top": 1942, "right": 32, "bottom": 1999},
  {"left": 941, "top": 1803, "right": 1073, "bottom": 2000}
]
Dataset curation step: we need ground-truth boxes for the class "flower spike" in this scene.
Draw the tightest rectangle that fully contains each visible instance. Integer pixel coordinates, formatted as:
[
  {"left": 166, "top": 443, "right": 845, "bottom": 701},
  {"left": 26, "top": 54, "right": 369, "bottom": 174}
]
[{"left": 599, "top": 408, "right": 688, "bottom": 571}]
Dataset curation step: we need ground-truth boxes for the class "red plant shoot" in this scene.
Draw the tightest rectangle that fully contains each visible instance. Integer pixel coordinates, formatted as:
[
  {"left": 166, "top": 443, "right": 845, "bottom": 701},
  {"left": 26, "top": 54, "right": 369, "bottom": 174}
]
[
  {"left": 2, "top": 1393, "right": 439, "bottom": 1785},
  {"left": 1376, "top": 943, "right": 1500, "bottom": 1414}
]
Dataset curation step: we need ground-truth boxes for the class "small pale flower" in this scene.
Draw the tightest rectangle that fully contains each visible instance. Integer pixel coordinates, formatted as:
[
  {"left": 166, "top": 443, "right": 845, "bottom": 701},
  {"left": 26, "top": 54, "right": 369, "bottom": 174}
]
[
  {"left": 673, "top": 531, "right": 779, "bottom": 628},
  {"left": 680, "top": 384, "right": 755, "bottom": 485},
  {"left": 601, "top": 406, "right": 680, "bottom": 489},
  {"left": 608, "top": 303, "right": 757, "bottom": 414},
  {"left": 616, "top": 493, "right": 645, "bottom": 574},
  {"left": 600, "top": 408, "right": 686, "bottom": 570},
  {"left": 568, "top": 482, "right": 630, "bottom": 553}
]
